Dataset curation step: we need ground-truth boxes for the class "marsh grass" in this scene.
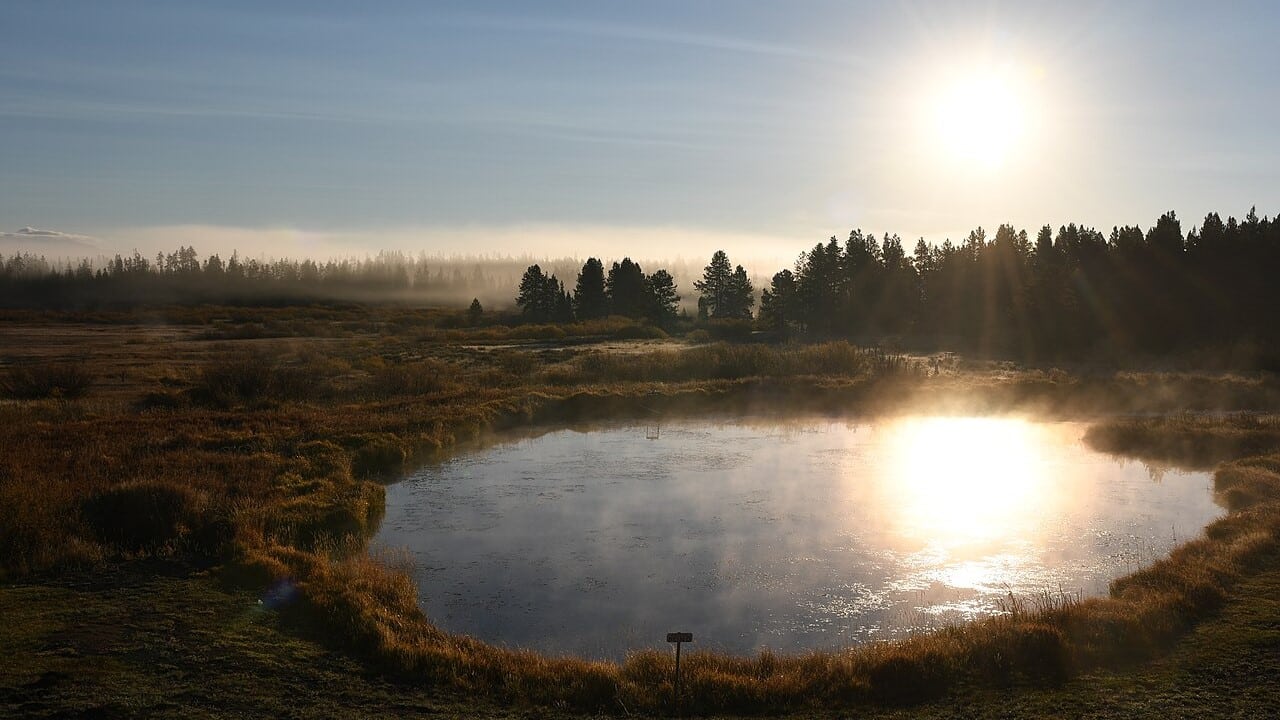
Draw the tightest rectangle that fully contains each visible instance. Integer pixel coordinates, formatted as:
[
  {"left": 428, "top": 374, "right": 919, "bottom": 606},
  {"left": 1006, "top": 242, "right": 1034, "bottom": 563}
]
[
  {"left": 544, "top": 342, "right": 917, "bottom": 385},
  {"left": 3, "top": 314, "right": 1280, "bottom": 712},
  {"left": 1, "top": 361, "right": 95, "bottom": 399}
]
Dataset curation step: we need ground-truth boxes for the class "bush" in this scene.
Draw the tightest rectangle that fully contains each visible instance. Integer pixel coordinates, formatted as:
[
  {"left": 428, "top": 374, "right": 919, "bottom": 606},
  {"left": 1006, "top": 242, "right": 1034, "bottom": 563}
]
[
  {"left": 348, "top": 433, "right": 407, "bottom": 478},
  {"left": 82, "top": 480, "right": 209, "bottom": 553},
  {"left": 192, "top": 352, "right": 317, "bottom": 406},
  {"left": 1, "top": 362, "right": 94, "bottom": 399},
  {"left": 864, "top": 650, "right": 950, "bottom": 704},
  {"left": 364, "top": 359, "right": 456, "bottom": 398},
  {"left": 612, "top": 323, "right": 668, "bottom": 340},
  {"left": 701, "top": 318, "right": 755, "bottom": 341}
]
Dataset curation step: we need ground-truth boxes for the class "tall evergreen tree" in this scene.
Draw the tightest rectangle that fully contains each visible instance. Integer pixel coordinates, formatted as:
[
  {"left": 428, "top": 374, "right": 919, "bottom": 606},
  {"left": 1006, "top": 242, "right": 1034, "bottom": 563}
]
[
  {"left": 646, "top": 269, "right": 680, "bottom": 324},
  {"left": 516, "top": 264, "right": 567, "bottom": 322},
  {"left": 516, "top": 264, "right": 549, "bottom": 320},
  {"left": 553, "top": 284, "right": 574, "bottom": 323},
  {"left": 694, "top": 250, "right": 733, "bottom": 319},
  {"left": 721, "top": 265, "right": 755, "bottom": 319},
  {"left": 573, "top": 257, "right": 608, "bottom": 319},
  {"left": 759, "top": 269, "right": 797, "bottom": 335},
  {"left": 606, "top": 258, "right": 649, "bottom": 318}
]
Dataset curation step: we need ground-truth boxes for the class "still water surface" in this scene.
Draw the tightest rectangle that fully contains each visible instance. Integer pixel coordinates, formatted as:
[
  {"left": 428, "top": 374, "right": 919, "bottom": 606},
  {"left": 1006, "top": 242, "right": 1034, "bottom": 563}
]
[{"left": 375, "top": 417, "right": 1222, "bottom": 659}]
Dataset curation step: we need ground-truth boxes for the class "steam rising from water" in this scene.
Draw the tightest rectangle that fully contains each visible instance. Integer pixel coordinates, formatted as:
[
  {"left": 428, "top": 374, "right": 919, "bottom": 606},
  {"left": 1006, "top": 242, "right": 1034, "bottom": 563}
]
[{"left": 375, "top": 417, "right": 1221, "bottom": 659}]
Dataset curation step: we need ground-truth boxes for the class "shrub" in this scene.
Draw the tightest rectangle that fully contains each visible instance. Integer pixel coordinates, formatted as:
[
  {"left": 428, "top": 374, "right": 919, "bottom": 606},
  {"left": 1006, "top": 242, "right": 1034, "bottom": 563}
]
[
  {"left": 864, "top": 649, "right": 951, "bottom": 704},
  {"left": 82, "top": 480, "right": 209, "bottom": 553},
  {"left": 348, "top": 433, "right": 407, "bottom": 478},
  {"left": 192, "top": 352, "right": 318, "bottom": 406},
  {"left": 134, "top": 390, "right": 185, "bottom": 411},
  {"left": 701, "top": 318, "right": 755, "bottom": 341},
  {"left": 1, "top": 362, "right": 94, "bottom": 399},
  {"left": 611, "top": 323, "right": 668, "bottom": 340},
  {"left": 364, "top": 359, "right": 456, "bottom": 398},
  {"left": 509, "top": 324, "right": 567, "bottom": 340}
]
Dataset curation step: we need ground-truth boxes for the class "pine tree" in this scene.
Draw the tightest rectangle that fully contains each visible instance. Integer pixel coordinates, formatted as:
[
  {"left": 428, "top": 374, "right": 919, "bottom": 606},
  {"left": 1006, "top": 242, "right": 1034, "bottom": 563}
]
[
  {"left": 722, "top": 265, "right": 755, "bottom": 319},
  {"left": 516, "top": 264, "right": 548, "bottom": 320},
  {"left": 573, "top": 257, "right": 608, "bottom": 319},
  {"left": 646, "top": 269, "right": 680, "bottom": 324},
  {"left": 759, "top": 269, "right": 796, "bottom": 334},
  {"left": 606, "top": 258, "right": 648, "bottom": 318},
  {"left": 694, "top": 250, "right": 733, "bottom": 319},
  {"left": 516, "top": 264, "right": 565, "bottom": 322}
]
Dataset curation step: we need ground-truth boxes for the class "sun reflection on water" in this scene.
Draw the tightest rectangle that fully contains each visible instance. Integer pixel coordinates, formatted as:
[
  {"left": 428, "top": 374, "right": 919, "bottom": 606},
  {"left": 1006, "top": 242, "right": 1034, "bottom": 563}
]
[{"left": 882, "top": 417, "right": 1055, "bottom": 542}]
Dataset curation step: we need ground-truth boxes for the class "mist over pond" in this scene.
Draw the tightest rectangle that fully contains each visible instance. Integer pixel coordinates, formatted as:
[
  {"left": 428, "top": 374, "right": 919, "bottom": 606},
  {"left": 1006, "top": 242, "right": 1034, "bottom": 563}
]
[{"left": 375, "top": 417, "right": 1222, "bottom": 660}]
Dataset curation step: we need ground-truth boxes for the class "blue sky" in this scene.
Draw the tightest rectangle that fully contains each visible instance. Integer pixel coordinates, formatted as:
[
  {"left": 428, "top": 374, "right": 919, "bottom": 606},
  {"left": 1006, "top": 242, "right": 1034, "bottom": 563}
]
[{"left": 2, "top": 1, "right": 1278, "bottom": 263}]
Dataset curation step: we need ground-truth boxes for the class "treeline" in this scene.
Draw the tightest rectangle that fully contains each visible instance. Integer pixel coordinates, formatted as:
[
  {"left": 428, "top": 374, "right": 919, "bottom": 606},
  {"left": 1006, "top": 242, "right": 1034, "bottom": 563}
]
[
  {"left": 756, "top": 208, "right": 1279, "bottom": 358},
  {"left": 515, "top": 208, "right": 1279, "bottom": 361},
  {"left": 515, "top": 250, "right": 756, "bottom": 326},
  {"left": 516, "top": 258, "right": 685, "bottom": 325},
  {"left": 0, "top": 249, "right": 581, "bottom": 309}
]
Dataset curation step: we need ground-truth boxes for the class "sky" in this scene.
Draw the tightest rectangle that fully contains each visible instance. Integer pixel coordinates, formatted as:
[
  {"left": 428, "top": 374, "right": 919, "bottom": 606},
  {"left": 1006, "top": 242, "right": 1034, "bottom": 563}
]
[{"left": 2, "top": 1, "right": 1278, "bottom": 267}]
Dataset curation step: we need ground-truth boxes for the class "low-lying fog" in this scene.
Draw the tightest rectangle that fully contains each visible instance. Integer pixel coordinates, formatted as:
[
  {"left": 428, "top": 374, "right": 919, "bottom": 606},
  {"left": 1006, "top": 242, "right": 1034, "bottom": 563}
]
[{"left": 375, "top": 416, "right": 1222, "bottom": 659}]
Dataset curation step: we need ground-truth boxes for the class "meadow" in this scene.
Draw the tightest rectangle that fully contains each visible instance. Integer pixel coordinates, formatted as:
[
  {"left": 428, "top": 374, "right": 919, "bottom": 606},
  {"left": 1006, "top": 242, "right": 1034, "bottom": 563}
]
[{"left": 2, "top": 306, "right": 1279, "bottom": 716}]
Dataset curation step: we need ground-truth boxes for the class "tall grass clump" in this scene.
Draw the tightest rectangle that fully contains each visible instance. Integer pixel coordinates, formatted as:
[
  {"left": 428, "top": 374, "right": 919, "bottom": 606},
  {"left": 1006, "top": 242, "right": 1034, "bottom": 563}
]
[
  {"left": 1, "top": 362, "right": 94, "bottom": 399},
  {"left": 81, "top": 479, "right": 213, "bottom": 554},
  {"left": 192, "top": 351, "right": 317, "bottom": 406},
  {"left": 363, "top": 358, "right": 459, "bottom": 398},
  {"left": 552, "top": 342, "right": 916, "bottom": 384}
]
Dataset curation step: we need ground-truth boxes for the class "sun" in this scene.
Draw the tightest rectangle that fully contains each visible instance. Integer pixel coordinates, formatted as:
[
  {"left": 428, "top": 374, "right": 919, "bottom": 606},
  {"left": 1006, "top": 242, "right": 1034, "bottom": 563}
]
[{"left": 930, "top": 65, "right": 1031, "bottom": 170}]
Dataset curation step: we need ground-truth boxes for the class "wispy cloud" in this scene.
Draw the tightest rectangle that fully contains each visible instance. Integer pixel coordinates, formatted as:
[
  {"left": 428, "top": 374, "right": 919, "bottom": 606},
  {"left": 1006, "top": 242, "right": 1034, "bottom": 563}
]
[{"left": 0, "top": 226, "right": 100, "bottom": 251}]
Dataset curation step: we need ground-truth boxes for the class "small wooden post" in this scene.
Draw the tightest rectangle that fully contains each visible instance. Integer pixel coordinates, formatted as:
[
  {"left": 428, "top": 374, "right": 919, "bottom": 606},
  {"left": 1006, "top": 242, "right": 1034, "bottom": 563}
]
[{"left": 666, "top": 632, "right": 692, "bottom": 716}]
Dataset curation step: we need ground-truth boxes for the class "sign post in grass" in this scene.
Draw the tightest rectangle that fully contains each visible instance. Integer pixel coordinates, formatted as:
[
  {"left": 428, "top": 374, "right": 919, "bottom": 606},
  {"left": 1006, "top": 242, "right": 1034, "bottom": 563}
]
[{"left": 666, "top": 632, "right": 693, "bottom": 716}]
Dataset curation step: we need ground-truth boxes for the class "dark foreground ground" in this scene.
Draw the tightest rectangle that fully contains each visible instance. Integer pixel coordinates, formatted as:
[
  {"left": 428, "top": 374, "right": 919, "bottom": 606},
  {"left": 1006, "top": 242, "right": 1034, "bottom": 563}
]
[{"left": 2, "top": 550, "right": 1277, "bottom": 719}]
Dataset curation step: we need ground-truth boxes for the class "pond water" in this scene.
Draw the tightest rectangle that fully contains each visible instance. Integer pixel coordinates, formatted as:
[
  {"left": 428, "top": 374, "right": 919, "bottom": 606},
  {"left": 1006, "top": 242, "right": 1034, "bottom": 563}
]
[{"left": 375, "top": 417, "right": 1223, "bottom": 659}]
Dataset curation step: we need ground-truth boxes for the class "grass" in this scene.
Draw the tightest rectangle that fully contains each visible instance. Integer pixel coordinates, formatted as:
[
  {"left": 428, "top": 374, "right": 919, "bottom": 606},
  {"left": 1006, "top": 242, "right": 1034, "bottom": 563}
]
[
  {"left": 1, "top": 308, "right": 1280, "bottom": 715},
  {"left": 1, "top": 361, "right": 94, "bottom": 399}
]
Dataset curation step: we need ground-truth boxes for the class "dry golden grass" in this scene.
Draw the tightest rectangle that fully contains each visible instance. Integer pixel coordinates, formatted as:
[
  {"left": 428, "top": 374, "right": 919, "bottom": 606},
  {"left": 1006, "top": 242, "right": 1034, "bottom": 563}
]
[{"left": 3, "top": 311, "right": 1280, "bottom": 713}]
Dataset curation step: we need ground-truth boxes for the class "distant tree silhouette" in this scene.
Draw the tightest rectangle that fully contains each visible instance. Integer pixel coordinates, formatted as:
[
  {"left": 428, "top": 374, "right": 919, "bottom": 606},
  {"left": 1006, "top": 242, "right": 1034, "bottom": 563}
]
[
  {"left": 6, "top": 206, "right": 1280, "bottom": 364},
  {"left": 694, "top": 250, "right": 733, "bottom": 319},
  {"left": 646, "top": 269, "right": 680, "bottom": 325},
  {"left": 605, "top": 258, "right": 649, "bottom": 319},
  {"left": 759, "top": 269, "right": 797, "bottom": 335},
  {"left": 516, "top": 264, "right": 568, "bottom": 322},
  {"left": 553, "top": 286, "right": 574, "bottom": 323},
  {"left": 721, "top": 264, "right": 755, "bottom": 319},
  {"left": 573, "top": 257, "right": 608, "bottom": 319},
  {"left": 467, "top": 298, "right": 484, "bottom": 325}
]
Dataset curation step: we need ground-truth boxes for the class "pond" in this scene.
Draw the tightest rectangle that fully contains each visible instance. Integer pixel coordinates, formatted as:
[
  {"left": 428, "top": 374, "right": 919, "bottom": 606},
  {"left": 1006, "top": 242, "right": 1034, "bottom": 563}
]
[{"left": 374, "top": 416, "right": 1223, "bottom": 660}]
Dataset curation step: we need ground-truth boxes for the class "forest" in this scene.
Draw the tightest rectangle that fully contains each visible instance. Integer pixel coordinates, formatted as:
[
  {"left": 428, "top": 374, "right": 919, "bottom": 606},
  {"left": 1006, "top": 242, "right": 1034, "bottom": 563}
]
[
  {"left": 0, "top": 249, "right": 585, "bottom": 310},
  {"left": 3, "top": 207, "right": 1278, "bottom": 362},
  {"left": 522, "top": 208, "right": 1279, "bottom": 361}
]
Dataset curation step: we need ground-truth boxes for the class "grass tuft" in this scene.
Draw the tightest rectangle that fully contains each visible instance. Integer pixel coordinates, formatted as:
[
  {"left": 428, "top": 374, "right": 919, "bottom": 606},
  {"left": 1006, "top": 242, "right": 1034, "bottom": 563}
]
[
  {"left": 82, "top": 480, "right": 210, "bottom": 554},
  {"left": 1, "top": 362, "right": 94, "bottom": 399}
]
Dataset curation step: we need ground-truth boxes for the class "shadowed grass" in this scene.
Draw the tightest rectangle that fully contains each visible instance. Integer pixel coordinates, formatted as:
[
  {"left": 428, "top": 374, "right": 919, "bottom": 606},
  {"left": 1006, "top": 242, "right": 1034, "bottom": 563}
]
[{"left": 1, "top": 361, "right": 95, "bottom": 399}]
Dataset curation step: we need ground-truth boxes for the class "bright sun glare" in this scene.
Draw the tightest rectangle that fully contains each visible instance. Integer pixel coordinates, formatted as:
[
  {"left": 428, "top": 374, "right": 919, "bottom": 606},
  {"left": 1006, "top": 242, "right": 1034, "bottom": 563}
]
[
  {"left": 884, "top": 417, "right": 1056, "bottom": 550},
  {"left": 930, "top": 65, "right": 1033, "bottom": 170}
]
